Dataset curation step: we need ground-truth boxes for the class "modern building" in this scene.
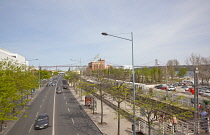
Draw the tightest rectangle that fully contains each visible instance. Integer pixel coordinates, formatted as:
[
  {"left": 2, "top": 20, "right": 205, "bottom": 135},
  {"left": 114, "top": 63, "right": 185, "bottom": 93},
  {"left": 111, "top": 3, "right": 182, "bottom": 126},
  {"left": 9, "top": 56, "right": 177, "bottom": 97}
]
[{"left": 0, "top": 48, "right": 28, "bottom": 66}]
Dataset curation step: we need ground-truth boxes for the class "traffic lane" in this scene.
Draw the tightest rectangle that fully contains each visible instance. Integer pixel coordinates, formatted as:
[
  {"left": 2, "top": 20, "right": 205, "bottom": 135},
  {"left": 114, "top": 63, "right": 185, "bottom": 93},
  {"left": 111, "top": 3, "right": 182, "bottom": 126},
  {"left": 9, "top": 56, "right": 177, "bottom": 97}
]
[
  {"left": 5, "top": 87, "right": 52, "bottom": 135},
  {"left": 54, "top": 89, "right": 79, "bottom": 135},
  {"left": 54, "top": 88, "right": 102, "bottom": 135},
  {"left": 30, "top": 77, "right": 62, "bottom": 135},
  {"left": 29, "top": 86, "right": 55, "bottom": 135},
  {"left": 65, "top": 88, "right": 102, "bottom": 135}
]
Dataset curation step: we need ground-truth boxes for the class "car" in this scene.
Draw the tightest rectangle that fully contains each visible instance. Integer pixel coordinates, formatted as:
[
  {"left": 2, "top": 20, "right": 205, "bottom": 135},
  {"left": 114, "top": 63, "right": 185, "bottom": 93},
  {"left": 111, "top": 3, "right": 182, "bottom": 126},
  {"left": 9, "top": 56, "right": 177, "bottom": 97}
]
[
  {"left": 199, "top": 89, "right": 205, "bottom": 95},
  {"left": 34, "top": 113, "right": 49, "bottom": 130},
  {"left": 181, "top": 85, "right": 189, "bottom": 91},
  {"left": 63, "top": 85, "right": 68, "bottom": 89},
  {"left": 51, "top": 83, "right": 56, "bottom": 86},
  {"left": 167, "top": 85, "right": 176, "bottom": 91},
  {"left": 203, "top": 91, "right": 210, "bottom": 97},
  {"left": 161, "top": 86, "right": 167, "bottom": 90},
  {"left": 56, "top": 86, "right": 62, "bottom": 94},
  {"left": 155, "top": 84, "right": 163, "bottom": 89}
]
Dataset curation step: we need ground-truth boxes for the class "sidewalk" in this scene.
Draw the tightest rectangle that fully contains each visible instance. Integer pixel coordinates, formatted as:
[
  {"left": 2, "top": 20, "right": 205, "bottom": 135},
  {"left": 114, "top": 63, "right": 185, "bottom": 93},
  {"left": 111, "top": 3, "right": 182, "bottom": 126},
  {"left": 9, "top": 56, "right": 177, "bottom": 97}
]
[{"left": 70, "top": 88, "right": 133, "bottom": 135}]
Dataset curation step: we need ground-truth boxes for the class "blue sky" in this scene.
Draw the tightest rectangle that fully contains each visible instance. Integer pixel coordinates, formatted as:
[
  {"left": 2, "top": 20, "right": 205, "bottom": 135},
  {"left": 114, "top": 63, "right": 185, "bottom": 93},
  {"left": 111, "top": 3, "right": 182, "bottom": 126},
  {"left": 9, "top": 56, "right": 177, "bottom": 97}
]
[{"left": 0, "top": 0, "right": 210, "bottom": 70}]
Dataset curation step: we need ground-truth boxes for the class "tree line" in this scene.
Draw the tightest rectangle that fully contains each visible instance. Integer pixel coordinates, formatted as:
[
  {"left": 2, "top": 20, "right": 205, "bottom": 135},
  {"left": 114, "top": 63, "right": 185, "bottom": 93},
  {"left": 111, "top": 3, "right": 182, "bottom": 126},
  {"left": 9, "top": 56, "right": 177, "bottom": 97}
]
[
  {"left": 84, "top": 53, "right": 210, "bottom": 85},
  {"left": 0, "top": 58, "right": 53, "bottom": 131}
]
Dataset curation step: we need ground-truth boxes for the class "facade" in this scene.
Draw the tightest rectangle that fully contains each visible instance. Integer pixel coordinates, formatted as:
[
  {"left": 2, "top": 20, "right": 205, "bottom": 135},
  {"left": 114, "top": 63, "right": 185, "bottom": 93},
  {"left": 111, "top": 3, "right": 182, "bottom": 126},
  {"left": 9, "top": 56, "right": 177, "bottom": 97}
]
[
  {"left": 88, "top": 59, "right": 106, "bottom": 71},
  {"left": 0, "top": 48, "right": 28, "bottom": 66}
]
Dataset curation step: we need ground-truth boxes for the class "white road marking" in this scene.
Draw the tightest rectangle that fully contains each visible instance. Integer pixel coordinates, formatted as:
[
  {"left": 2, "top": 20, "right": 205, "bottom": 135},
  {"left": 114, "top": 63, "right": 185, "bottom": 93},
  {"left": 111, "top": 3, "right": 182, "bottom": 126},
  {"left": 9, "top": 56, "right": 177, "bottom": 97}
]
[
  {"left": 52, "top": 77, "right": 60, "bottom": 135},
  {"left": 40, "top": 104, "right": 42, "bottom": 108},
  {"left": 53, "top": 88, "right": 56, "bottom": 135},
  {"left": 29, "top": 124, "right": 33, "bottom": 132},
  {"left": 68, "top": 108, "right": 70, "bottom": 112},
  {"left": 66, "top": 102, "right": 67, "bottom": 104},
  {"left": 71, "top": 118, "right": 74, "bottom": 124},
  {"left": 36, "top": 112, "right": 39, "bottom": 117}
]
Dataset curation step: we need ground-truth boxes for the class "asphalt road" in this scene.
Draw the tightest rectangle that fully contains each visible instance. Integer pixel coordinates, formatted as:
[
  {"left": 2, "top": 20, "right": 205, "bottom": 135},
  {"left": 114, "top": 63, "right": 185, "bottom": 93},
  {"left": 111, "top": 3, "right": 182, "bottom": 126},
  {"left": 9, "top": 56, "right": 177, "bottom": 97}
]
[{"left": 5, "top": 76, "right": 102, "bottom": 135}]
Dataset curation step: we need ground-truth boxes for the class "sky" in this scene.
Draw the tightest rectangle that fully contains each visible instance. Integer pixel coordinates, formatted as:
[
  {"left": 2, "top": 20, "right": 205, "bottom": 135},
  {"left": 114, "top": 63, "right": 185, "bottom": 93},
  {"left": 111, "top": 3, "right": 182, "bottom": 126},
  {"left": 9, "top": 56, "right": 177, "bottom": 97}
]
[{"left": 0, "top": 0, "right": 210, "bottom": 70}]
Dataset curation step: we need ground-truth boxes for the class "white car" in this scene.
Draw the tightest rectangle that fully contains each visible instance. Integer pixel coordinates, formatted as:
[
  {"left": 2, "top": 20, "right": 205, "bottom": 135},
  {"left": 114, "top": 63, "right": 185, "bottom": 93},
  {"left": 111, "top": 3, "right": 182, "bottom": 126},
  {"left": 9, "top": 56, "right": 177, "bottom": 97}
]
[
  {"left": 167, "top": 86, "right": 176, "bottom": 91},
  {"left": 203, "top": 91, "right": 210, "bottom": 97},
  {"left": 181, "top": 85, "right": 189, "bottom": 91}
]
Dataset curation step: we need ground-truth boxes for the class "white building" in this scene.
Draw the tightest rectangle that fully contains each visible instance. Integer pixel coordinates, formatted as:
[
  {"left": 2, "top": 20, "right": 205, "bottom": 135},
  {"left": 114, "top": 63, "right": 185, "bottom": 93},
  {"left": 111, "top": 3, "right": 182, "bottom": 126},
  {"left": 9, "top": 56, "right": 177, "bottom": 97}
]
[
  {"left": 123, "top": 65, "right": 133, "bottom": 69},
  {"left": 0, "top": 48, "right": 28, "bottom": 66}
]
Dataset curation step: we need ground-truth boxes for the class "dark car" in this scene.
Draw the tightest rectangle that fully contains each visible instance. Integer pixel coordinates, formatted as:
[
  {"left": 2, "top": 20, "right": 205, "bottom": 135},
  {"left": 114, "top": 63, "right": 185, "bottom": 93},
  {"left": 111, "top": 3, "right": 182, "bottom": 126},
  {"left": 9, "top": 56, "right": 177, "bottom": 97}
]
[
  {"left": 63, "top": 85, "right": 68, "bottom": 89},
  {"left": 56, "top": 86, "right": 62, "bottom": 94},
  {"left": 34, "top": 113, "right": 49, "bottom": 130},
  {"left": 155, "top": 84, "right": 163, "bottom": 89}
]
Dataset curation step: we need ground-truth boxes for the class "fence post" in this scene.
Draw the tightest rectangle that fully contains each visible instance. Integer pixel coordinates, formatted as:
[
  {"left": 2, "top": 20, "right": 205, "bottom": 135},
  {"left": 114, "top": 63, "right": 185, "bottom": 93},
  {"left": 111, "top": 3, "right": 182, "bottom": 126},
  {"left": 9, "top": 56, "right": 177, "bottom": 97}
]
[
  {"left": 208, "top": 117, "right": 210, "bottom": 134},
  {"left": 163, "top": 122, "right": 165, "bottom": 135}
]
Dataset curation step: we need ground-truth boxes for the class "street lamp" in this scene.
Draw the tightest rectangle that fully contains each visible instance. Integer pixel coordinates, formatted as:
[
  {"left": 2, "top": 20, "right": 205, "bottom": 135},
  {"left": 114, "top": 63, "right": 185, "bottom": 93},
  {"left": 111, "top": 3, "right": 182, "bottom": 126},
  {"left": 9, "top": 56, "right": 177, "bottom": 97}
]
[
  {"left": 101, "top": 32, "right": 136, "bottom": 135},
  {"left": 70, "top": 58, "right": 83, "bottom": 101},
  {"left": 194, "top": 67, "right": 199, "bottom": 134}
]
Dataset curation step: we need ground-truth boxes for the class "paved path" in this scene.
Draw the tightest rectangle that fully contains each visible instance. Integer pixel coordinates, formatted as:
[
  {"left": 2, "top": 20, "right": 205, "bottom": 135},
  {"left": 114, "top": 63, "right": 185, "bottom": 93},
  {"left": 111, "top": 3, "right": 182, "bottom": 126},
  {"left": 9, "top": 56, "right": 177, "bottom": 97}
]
[{"left": 70, "top": 88, "right": 134, "bottom": 135}]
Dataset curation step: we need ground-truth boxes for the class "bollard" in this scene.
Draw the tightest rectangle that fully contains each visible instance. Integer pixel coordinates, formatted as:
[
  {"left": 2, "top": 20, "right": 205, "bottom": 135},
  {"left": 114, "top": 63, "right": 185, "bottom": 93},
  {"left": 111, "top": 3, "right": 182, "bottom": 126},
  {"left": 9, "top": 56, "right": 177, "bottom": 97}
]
[{"left": 132, "top": 124, "right": 136, "bottom": 131}]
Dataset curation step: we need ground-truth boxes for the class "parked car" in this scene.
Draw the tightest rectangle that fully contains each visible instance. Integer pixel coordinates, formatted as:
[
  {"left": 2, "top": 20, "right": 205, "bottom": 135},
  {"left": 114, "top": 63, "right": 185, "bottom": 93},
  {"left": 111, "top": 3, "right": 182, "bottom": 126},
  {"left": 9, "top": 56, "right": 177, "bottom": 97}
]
[
  {"left": 167, "top": 85, "right": 176, "bottom": 91},
  {"left": 154, "top": 84, "right": 163, "bottom": 89},
  {"left": 181, "top": 85, "right": 189, "bottom": 91},
  {"left": 34, "top": 113, "right": 49, "bottom": 130},
  {"left": 199, "top": 89, "right": 205, "bottom": 95},
  {"left": 161, "top": 86, "right": 167, "bottom": 90},
  {"left": 203, "top": 91, "right": 210, "bottom": 97}
]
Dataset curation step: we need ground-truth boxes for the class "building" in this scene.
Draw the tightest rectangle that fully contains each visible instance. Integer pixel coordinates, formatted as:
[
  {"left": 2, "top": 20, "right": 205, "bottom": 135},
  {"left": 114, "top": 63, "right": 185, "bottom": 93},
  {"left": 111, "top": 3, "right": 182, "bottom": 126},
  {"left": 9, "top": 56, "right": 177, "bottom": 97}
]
[
  {"left": 0, "top": 48, "right": 28, "bottom": 66},
  {"left": 88, "top": 58, "right": 106, "bottom": 71}
]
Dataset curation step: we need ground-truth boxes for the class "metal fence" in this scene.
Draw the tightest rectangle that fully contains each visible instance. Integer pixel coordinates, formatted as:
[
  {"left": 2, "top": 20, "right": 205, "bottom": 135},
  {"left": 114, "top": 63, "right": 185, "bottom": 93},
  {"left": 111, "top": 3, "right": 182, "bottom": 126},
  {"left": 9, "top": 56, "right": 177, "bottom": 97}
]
[{"left": 136, "top": 116, "right": 210, "bottom": 135}]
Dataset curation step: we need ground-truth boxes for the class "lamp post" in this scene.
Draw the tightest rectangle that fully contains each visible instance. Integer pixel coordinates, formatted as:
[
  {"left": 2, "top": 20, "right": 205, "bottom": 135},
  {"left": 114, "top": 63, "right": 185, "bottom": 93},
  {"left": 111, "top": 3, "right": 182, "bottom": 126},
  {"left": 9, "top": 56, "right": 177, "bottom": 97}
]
[
  {"left": 194, "top": 67, "right": 199, "bottom": 134},
  {"left": 101, "top": 32, "right": 136, "bottom": 135},
  {"left": 70, "top": 58, "right": 83, "bottom": 101},
  {"left": 23, "top": 59, "right": 38, "bottom": 99},
  {"left": 39, "top": 64, "right": 41, "bottom": 89}
]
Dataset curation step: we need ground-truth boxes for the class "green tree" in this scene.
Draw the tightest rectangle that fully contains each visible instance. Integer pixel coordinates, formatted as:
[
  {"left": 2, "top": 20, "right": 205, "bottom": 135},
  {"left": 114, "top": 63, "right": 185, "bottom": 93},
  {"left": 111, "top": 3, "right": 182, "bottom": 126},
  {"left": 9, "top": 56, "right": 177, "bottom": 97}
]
[
  {"left": 109, "top": 81, "right": 129, "bottom": 135},
  {"left": 64, "top": 71, "right": 80, "bottom": 92},
  {"left": 137, "top": 89, "right": 193, "bottom": 135},
  {"left": 0, "top": 59, "right": 39, "bottom": 131},
  {"left": 177, "top": 68, "right": 187, "bottom": 78}
]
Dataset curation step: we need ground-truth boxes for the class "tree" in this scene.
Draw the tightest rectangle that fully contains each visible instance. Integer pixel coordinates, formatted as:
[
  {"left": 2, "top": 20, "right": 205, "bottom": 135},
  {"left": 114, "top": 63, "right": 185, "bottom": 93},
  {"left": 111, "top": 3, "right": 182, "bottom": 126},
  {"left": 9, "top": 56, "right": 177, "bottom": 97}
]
[
  {"left": 177, "top": 68, "right": 187, "bottom": 80},
  {"left": 186, "top": 53, "right": 210, "bottom": 85},
  {"left": 109, "top": 81, "right": 129, "bottom": 135},
  {"left": 136, "top": 89, "right": 193, "bottom": 135},
  {"left": 0, "top": 58, "right": 39, "bottom": 131},
  {"left": 166, "top": 59, "right": 179, "bottom": 82},
  {"left": 94, "top": 78, "right": 110, "bottom": 124},
  {"left": 64, "top": 71, "right": 80, "bottom": 92},
  {"left": 103, "top": 68, "right": 131, "bottom": 135},
  {"left": 200, "top": 57, "right": 210, "bottom": 85}
]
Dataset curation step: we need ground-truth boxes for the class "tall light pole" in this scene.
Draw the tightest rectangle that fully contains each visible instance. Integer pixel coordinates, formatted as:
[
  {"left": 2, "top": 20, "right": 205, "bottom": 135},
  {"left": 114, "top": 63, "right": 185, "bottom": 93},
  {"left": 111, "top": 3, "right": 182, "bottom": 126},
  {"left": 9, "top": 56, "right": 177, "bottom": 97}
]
[
  {"left": 101, "top": 32, "right": 136, "bottom": 135},
  {"left": 39, "top": 64, "right": 41, "bottom": 89},
  {"left": 194, "top": 67, "right": 199, "bottom": 134},
  {"left": 70, "top": 58, "right": 83, "bottom": 100}
]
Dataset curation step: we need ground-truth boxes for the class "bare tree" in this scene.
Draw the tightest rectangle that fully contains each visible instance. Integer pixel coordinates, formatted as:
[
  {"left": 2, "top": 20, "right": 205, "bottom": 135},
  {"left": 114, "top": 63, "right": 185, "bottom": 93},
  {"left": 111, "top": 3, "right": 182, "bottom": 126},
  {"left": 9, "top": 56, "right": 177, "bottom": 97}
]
[
  {"left": 186, "top": 53, "right": 210, "bottom": 85},
  {"left": 166, "top": 59, "right": 179, "bottom": 82}
]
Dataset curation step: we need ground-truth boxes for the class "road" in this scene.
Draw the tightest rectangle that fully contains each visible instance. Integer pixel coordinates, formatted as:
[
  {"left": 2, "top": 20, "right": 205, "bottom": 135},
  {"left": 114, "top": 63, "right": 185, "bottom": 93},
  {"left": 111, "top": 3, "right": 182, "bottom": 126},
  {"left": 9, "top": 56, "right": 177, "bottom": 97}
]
[{"left": 5, "top": 76, "right": 102, "bottom": 135}]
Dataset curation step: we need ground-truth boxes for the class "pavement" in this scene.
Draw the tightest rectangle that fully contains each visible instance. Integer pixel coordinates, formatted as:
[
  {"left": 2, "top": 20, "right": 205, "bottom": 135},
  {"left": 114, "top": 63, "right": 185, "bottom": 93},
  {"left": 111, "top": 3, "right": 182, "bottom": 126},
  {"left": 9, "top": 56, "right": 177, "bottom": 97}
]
[{"left": 70, "top": 88, "right": 134, "bottom": 135}]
